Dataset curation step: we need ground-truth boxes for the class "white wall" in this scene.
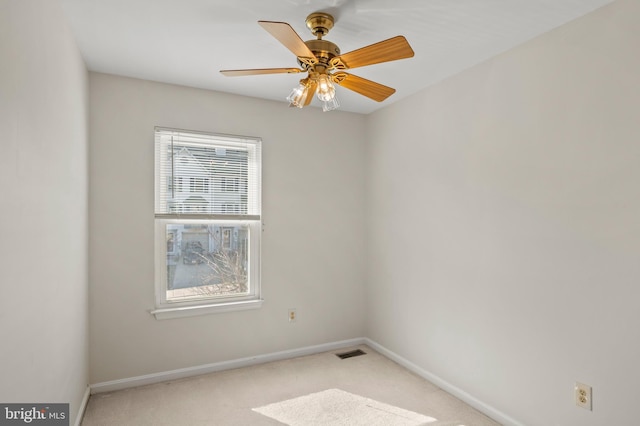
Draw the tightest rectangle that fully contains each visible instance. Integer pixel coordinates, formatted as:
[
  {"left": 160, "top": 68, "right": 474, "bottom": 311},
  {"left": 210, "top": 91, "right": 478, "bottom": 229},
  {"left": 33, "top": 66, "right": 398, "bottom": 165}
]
[
  {"left": 365, "top": 0, "right": 639, "bottom": 425},
  {"left": 0, "top": 0, "right": 89, "bottom": 424},
  {"left": 88, "top": 73, "right": 367, "bottom": 383}
]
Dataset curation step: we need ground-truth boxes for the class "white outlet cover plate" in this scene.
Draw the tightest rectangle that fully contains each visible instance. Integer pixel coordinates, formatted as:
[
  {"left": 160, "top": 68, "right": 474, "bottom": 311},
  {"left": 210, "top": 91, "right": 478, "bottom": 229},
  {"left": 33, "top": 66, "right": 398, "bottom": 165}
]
[{"left": 575, "top": 382, "right": 592, "bottom": 410}]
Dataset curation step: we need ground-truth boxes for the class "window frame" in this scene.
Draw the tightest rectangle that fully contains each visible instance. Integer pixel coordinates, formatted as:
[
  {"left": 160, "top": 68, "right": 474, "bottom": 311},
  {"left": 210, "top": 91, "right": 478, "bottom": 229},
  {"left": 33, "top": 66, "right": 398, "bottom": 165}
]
[{"left": 151, "top": 127, "right": 262, "bottom": 320}]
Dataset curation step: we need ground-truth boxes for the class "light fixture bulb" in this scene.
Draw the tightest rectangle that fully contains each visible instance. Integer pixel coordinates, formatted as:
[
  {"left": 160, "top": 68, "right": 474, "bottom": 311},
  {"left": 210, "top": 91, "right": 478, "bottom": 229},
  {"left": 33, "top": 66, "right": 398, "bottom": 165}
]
[
  {"left": 287, "top": 79, "right": 311, "bottom": 108},
  {"left": 316, "top": 74, "right": 336, "bottom": 102}
]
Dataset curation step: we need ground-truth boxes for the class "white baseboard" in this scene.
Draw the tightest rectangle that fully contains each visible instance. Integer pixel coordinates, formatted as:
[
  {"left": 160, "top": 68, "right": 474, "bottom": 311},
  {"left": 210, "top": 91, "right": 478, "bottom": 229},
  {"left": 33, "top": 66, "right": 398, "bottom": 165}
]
[
  {"left": 89, "top": 336, "right": 522, "bottom": 426},
  {"left": 364, "top": 338, "right": 524, "bottom": 426},
  {"left": 74, "top": 386, "right": 90, "bottom": 426},
  {"left": 90, "top": 337, "right": 366, "bottom": 394}
]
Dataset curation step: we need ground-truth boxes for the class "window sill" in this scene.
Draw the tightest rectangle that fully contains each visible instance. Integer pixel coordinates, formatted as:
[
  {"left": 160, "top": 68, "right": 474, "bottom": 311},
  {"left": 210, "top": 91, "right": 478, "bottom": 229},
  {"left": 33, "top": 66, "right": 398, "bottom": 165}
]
[{"left": 150, "top": 299, "right": 263, "bottom": 320}]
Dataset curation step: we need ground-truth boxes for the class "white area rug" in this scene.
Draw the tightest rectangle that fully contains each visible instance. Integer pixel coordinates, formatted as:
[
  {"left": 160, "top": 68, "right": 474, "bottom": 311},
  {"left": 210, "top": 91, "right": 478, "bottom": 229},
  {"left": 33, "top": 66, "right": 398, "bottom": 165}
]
[{"left": 252, "top": 388, "right": 437, "bottom": 426}]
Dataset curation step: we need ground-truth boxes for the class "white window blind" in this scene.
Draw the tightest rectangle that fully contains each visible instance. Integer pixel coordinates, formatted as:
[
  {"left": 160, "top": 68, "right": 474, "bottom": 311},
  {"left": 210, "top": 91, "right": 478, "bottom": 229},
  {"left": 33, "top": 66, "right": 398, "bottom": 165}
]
[{"left": 155, "top": 128, "right": 261, "bottom": 219}]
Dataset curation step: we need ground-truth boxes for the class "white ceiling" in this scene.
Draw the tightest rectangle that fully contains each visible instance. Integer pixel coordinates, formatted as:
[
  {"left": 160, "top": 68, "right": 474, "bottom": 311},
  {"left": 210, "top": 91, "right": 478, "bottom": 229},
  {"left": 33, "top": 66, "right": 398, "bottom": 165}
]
[{"left": 61, "top": 0, "right": 613, "bottom": 114}]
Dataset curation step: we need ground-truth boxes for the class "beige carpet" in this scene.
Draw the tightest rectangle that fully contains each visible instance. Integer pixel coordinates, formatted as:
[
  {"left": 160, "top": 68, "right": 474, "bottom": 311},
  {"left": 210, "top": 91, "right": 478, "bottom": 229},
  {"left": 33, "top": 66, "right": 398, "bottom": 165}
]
[
  {"left": 253, "top": 388, "right": 437, "bottom": 426},
  {"left": 81, "top": 345, "right": 501, "bottom": 425}
]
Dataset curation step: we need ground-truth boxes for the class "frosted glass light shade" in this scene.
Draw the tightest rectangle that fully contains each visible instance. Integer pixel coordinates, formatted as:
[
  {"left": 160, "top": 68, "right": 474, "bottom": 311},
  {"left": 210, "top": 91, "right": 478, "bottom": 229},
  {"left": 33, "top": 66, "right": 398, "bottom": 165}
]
[
  {"left": 322, "top": 96, "right": 340, "bottom": 112},
  {"left": 287, "top": 80, "right": 311, "bottom": 108},
  {"left": 316, "top": 74, "right": 336, "bottom": 102}
]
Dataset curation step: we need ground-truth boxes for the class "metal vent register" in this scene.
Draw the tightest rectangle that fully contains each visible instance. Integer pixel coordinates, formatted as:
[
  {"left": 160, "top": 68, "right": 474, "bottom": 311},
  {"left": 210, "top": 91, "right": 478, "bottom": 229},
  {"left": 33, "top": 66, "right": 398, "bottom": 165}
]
[{"left": 335, "top": 349, "right": 367, "bottom": 359}]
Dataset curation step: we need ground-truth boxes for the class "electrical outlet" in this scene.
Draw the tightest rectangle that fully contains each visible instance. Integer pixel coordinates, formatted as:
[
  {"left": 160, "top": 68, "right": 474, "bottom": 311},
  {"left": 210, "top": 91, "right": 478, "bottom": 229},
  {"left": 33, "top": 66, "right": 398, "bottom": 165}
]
[
  {"left": 288, "top": 309, "right": 296, "bottom": 322},
  {"left": 575, "top": 382, "right": 592, "bottom": 410}
]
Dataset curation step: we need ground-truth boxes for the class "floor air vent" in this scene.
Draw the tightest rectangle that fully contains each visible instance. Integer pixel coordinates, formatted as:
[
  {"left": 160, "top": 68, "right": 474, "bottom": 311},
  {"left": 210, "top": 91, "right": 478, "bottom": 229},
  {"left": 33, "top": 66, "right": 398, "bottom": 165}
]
[{"left": 335, "top": 349, "right": 367, "bottom": 359}]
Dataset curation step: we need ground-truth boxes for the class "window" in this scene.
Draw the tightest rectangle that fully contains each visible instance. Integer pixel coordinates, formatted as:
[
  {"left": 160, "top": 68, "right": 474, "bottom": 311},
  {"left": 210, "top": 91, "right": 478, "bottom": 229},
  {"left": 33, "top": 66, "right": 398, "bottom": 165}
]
[
  {"left": 152, "top": 127, "right": 262, "bottom": 319},
  {"left": 222, "top": 227, "right": 232, "bottom": 249},
  {"left": 222, "top": 177, "right": 240, "bottom": 192},
  {"left": 167, "top": 231, "right": 176, "bottom": 254},
  {"left": 222, "top": 203, "right": 240, "bottom": 214},
  {"left": 189, "top": 177, "right": 209, "bottom": 193}
]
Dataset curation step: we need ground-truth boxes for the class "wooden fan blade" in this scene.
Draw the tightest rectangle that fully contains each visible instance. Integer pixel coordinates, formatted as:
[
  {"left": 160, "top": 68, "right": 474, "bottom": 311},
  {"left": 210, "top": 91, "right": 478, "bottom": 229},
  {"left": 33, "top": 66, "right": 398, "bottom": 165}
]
[
  {"left": 258, "top": 21, "right": 317, "bottom": 65},
  {"left": 332, "top": 72, "right": 395, "bottom": 102},
  {"left": 330, "top": 36, "right": 414, "bottom": 70},
  {"left": 220, "top": 68, "right": 303, "bottom": 77},
  {"left": 303, "top": 80, "right": 318, "bottom": 106}
]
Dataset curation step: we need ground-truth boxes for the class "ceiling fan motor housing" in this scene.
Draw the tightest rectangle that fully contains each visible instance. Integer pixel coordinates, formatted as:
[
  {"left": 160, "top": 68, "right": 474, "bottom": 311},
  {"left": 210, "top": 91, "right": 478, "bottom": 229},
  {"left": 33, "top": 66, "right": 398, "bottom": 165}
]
[
  {"left": 301, "top": 39, "right": 340, "bottom": 70},
  {"left": 301, "top": 12, "right": 340, "bottom": 72}
]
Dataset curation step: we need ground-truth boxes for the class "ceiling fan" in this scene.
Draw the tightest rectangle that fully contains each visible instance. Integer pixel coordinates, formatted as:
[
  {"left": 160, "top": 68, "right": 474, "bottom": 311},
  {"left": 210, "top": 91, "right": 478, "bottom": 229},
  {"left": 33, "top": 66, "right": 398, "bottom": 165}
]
[{"left": 220, "top": 12, "right": 415, "bottom": 111}]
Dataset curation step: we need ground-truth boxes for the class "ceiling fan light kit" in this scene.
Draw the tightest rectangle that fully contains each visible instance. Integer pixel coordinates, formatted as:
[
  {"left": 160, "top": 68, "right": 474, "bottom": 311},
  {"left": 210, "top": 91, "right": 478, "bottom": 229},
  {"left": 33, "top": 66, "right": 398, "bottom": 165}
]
[
  {"left": 287, "top": 77, "right": 340, "bottom": 111},
  {"left": 220, "top": 12, "right": 414, "bottom": 112}
]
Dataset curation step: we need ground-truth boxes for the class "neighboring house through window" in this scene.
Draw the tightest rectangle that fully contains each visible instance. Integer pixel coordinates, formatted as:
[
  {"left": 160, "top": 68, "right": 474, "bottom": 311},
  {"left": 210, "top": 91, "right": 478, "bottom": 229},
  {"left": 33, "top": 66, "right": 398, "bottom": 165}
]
[
  {"left": 152, "top": 127, "right": 262, "bottom": 319},
  {"left": 222, "top": 177, "right": 240, "bottom": 192},
  {"left": 190, "top": 177, "right": 208, "bottom": 193}
]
